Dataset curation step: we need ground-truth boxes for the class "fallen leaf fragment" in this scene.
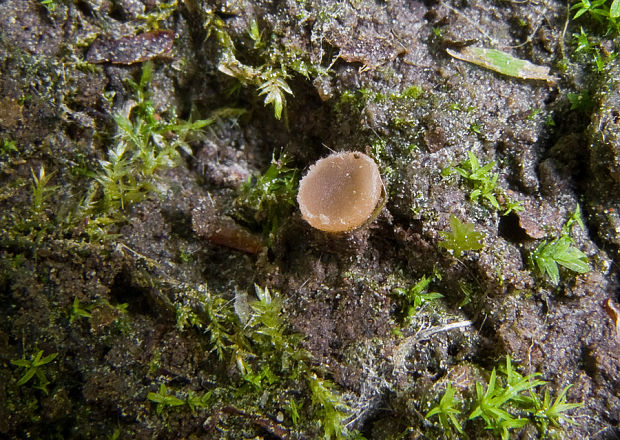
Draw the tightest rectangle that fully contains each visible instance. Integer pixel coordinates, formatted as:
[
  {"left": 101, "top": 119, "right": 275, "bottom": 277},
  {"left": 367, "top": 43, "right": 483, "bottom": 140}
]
[{"left": 446, "top": 46, "right": 556, "bottom": 82}]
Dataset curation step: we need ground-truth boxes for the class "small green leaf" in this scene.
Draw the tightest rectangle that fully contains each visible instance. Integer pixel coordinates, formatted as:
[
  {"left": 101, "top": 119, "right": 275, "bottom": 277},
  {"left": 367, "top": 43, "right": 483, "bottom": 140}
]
[
  {"left": 147, "top": 383, "right": 185, "bottom": 415},
  {"left": 37, "top": 352, "right": 58, "bottom": 366},
  {"left": 257, "top": 74, "right": 293, "bottom": 120},
  {"left": 147, "top": 392, "right": 165, "bottom": 403},
  {"left": 10, "top": 359, "right": 31, "bottom": 368},
  {"left": 288, "top": 398, "right": 301, "bottom": 426},
  {"left": 1, "top": 138, "right": 18, "bottom": 153},
  {"left": 448, "top": 152, "right": 519, "bottom": 214},
  {"left": 543, "top": 385, "right": 582, "bottom": 426},
  {"left": 392, "top": 275, "right": 443, "bottom": 321},
  {"left": 439, "top": 215, "right": 486, "bottom": 258},
  {"left": 446, "top": 47, "right": 555, "bottom": 82},
  {"left": 139, "top": 61, "right": 153, "bottom": 91},
  {"left": 249, "top": 19, "right": 263, "bottom": 47},
  {"left": 16, "top": 368, "right": 38, "bottom": 386},
  {"left": 531, "top": 236, "right": 589, "bottom": 285},
  {"left": 426, "top": 383, "right": 464, "bottom": 434},
  {"left": 611, "top": 0, "right": 619, "bottom": 18},
  {"left": 70, "top": 298, "right": 92, "bottom": 323}
]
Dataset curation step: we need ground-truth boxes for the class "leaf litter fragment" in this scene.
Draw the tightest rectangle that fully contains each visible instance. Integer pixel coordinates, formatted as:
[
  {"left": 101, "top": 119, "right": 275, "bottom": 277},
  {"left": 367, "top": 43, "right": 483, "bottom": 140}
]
[{"left": 446, "top": 46, "right": 556, "bottom": 82}]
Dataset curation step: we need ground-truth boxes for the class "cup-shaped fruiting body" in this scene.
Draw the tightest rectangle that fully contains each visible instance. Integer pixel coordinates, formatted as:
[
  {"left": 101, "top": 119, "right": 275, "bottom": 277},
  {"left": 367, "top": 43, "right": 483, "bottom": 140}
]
[{"left": 297, "top": 151, "right": 384, "bottom": 233}]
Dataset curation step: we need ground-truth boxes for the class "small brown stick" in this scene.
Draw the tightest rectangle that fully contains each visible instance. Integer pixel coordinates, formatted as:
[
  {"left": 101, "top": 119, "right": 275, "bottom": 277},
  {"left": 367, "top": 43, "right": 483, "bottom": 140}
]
[{"left": 192, "top": 201, "right": 263, "bottom": 254}]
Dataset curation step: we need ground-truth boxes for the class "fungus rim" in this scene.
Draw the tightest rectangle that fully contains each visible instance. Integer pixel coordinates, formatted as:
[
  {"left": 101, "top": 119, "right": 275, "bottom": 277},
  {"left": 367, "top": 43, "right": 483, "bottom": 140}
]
[{"left": 296, "top": 151, "right": 386, "bottom": 233}]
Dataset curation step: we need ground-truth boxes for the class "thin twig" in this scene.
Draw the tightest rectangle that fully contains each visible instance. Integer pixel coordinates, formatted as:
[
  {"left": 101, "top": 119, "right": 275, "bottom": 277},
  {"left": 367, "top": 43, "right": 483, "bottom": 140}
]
[{"left": 416, "top": 320, "right": 474, "bottom": 341}]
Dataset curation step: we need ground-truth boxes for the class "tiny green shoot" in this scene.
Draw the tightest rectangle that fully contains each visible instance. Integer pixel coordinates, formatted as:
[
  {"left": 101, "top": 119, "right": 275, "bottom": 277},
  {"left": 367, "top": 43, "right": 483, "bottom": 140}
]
[
  {"left": 469, "top": 122, "right": 482, "bottom": 134},
  {"left": 214, "top": 18, "right": 296, "bottom": 120},
  {"left": 69, "top": 298, "right": 92, "bottom": 323},
  {"left": 468, "top": 356, "right": 545, "bottom": 440},
  {"left": 439, "top": 215, "right": 486, "bottom": 258},
  {"left": 567, "top": 91, "right": 593, "bottom": 111},
  {"left": 40, "top": 0, "right": 57, "bottom": 13},
  {"left": 530, "top": 385, "right": 583, "bottom": 435},
  {"left": 1, "top": 138, "right": 18, "bottom": 154},
  {"left": 233, "top": 153, "right": 298, "bottom": 238},
  {"left": 392, "top": 275, "right": 443, "bottom": 320},
  {"left": 186, "top": 390, "right": 212, "bottom": 412},
  {"left": 257, "top": 69, "right": 294, "bottom": 120},
  {"left": 147, "top": 384, "right": 186, "bottom": 415},
  {"left": 453, "top": 152, "right": 500, "bottom": 210},
  {"left": 11, "top": 350, "right": 58, "bottom": 395},
  {"left": 530, "top": 206, "right": 589, "bottom": 285},
  {"left": 248, "top": 19, "right": 265, "bottom": 50},
  {"left": 308, "top": 374, "right": 351, "bottom": 440},
  {"left": 447, "top": 152, "right": 523, "bottom": 214},
  {"left": 530, "top": 236, "right": 589, "bottom": 285},
  {"left": 427, "top": 356, "right": 582, "bottom": 439},
  {"left": 30, "top": 167, "right": 56, "bottom": 215},
  {"left": 571, "top": 0, "right": 620, "bottom": 35},
  {"left": 287, "top": 398, "right": 302, "bottom": 426},
  {"left": 426, "top": 383, "right": 464, "bottom": 436}
]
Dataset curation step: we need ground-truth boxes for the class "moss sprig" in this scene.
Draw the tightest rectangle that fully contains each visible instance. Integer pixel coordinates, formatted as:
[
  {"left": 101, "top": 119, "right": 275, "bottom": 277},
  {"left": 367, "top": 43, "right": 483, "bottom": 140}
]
[{"left": 426, "top": 356, "right": 582, "bottom": 439}]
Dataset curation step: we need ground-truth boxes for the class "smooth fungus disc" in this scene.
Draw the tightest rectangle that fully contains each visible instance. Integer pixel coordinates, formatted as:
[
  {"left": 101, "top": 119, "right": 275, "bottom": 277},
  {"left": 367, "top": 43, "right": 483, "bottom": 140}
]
[{"left": 297, "top": 151, "right": 383, "bottom": 233}]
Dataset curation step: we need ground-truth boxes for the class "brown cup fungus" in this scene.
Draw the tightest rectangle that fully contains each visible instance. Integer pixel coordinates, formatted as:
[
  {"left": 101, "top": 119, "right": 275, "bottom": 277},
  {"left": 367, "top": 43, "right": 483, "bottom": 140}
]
[{"left": 297, "top": 151, "right": 384, "bottom": 233}]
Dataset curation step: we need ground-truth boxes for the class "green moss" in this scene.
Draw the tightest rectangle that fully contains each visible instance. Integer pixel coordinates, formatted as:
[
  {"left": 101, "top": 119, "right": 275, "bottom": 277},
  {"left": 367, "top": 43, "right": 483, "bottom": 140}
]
[
  {"left": 392, "top": 275, "right": 444, "bottom": 322},
  {"left": 39, "top": 0, "right": 57, "bottom": 13},
  {"left": 444, "top": 152, "right": 523, "bottom": 215},
  {"left": 567, "top": 90, "right": 594, "bottom": 111},
  {"left": 81, "top": 62, "right": 241, "bottom": 240},
  {"left": 400, "top": 85, "right": 423, "bottom": 100},
  {"left": 426, "top": 383, "right": 464, "bottom": 437},
  {"left": 571, "top": 0, "right": 620, "bottom": 35},
  {"left": 202, "top": 11, "right": 327, "bottom": 121},
  {"left": 233, "top": 153, "right": 298, "bottom": 239},
  {"left": 425, "top": 356, "right": 582, "bottom": 439},
  {"left": 136, "top": 0, "right": 178, "bottom": 31},
  {"left": 0, "top": 138, "right": 18, "bottom": 155},
  {"left": 528, "top": 206, "right": 590, "bottom": 286},
  {"left": 147, "top": 383, "right": 211, "bottom": 416},
  {"left": 94, "top": 62, "right": 208, "bottom": 211},
  {"left": 10, "top": 349, "right": 59, "bottom": 395},
  {"left": 571, "top": 25, "right": 618, "bottom": 74},
  {"left": 438, "top": 215, "right": 486, "bottom": 258},
  {"left": 69, "top": 298, "right": 92, "bottom": 324},
  {"left": 169, "top": 282, "right": 362, "bottom": 438},
  {"left": 334, "top": 89, "right": 368, "bottom": 114},
  {"left": 147, "top": 384, "right": 185, "bottom": 415}
]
